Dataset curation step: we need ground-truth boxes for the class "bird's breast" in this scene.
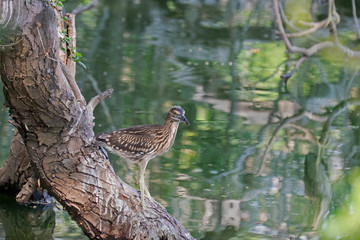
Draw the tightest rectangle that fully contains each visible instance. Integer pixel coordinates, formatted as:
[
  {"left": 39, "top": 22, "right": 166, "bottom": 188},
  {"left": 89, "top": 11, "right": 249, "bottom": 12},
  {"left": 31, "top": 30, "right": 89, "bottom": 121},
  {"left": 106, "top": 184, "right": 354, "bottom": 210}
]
[{"left": 154, "top": 124, "right": 179, "bottom": 155}]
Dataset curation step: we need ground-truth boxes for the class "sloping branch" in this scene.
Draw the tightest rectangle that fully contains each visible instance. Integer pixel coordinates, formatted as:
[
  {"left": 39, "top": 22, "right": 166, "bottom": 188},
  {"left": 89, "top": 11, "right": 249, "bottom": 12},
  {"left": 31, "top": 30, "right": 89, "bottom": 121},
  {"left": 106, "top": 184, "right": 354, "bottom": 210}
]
[{"left": 0, "top": 1, "right": 193, "bottom": 239}]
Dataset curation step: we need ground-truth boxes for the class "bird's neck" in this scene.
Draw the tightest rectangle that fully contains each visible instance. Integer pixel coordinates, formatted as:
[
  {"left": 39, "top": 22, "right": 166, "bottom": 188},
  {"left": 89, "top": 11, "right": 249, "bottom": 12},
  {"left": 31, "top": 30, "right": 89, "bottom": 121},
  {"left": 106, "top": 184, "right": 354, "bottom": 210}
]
[
  {"left": 163, "top": 119, "right": 180, "bottom": 141},
  {"left": 164, "top": 119, "right": 180, "bottom": 132}
]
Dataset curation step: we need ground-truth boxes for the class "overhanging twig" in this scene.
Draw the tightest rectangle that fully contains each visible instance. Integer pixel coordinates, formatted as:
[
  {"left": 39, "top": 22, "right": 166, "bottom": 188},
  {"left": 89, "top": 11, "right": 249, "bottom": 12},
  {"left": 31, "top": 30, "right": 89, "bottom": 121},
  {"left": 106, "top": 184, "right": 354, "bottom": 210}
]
[
  {"left": 72, "top": 0, "right": 98, "bottom": 15},
  {"left": 281, "top": 55, "right": 307, "bottom": 85},
  {"left": 87, "top": 88, "right": 113, "bottom": 114},
  {"left": 352, "top": 0, "right": 360, "bottom": 39}
]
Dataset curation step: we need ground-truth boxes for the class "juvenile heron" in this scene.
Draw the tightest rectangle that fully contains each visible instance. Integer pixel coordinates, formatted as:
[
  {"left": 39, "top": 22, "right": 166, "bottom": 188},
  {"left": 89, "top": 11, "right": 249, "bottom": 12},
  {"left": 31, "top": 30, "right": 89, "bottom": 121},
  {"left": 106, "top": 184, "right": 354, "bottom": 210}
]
[{"left": 96, "top": 106, "right": 189, "bottom": 209}]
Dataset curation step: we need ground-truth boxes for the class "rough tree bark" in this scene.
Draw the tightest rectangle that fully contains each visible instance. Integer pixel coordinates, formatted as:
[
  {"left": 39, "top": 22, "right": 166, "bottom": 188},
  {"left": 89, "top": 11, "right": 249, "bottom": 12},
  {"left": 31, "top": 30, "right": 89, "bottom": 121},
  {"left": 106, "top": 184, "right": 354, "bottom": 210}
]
[{"left": 0, "top": 0, "right": 194, "bottom": 239}]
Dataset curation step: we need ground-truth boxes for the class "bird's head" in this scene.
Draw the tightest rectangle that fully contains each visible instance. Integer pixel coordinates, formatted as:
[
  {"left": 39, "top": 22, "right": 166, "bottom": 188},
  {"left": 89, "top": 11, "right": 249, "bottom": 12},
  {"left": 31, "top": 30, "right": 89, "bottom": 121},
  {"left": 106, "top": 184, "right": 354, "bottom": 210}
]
[{"left": 167, "top": 105, "right": 190, "bottom": 125}]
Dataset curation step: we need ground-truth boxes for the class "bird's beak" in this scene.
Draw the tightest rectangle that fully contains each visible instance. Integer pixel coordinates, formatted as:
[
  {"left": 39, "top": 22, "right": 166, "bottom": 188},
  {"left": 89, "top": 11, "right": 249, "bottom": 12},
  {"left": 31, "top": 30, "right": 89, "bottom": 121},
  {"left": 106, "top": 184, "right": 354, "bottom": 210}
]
[{"left": 179, "top": 115, "right": 190, "bottom": 125}]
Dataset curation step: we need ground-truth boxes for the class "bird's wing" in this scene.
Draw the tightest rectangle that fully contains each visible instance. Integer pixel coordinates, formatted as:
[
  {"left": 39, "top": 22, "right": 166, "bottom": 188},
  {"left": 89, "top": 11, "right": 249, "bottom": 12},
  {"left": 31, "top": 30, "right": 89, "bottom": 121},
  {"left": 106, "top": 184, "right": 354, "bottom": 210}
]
[{"left": 96, "top": 125, "right": 162, "bottom": 155}]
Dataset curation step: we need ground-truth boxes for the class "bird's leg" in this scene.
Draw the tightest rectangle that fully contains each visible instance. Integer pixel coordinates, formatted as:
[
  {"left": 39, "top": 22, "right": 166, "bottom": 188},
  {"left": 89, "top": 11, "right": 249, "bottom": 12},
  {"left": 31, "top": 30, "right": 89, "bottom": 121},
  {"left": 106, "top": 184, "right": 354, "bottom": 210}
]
[
  {"left": 138, "top": 161, "right": 147, "bottom": 209},
  {"left": 138, "top": 159, "right": 155, "bottom": 209},
  {"left": 144, "top": 183, "right": 154, "bottom": 203}
]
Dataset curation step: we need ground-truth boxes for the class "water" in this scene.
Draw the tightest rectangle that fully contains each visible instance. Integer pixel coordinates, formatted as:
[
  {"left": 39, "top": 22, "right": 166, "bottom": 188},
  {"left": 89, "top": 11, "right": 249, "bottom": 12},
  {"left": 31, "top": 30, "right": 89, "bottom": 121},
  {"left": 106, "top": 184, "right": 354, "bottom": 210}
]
[{"left": 1, "top": 0, "right": 360, "bottom": 239}]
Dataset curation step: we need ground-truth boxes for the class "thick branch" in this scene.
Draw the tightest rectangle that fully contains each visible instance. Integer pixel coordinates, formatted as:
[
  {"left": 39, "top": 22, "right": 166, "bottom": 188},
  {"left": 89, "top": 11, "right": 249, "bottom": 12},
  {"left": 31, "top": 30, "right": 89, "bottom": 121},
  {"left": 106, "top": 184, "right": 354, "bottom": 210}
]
[{"left": 0, "top": 1, "right": 193, "bottom": 239}]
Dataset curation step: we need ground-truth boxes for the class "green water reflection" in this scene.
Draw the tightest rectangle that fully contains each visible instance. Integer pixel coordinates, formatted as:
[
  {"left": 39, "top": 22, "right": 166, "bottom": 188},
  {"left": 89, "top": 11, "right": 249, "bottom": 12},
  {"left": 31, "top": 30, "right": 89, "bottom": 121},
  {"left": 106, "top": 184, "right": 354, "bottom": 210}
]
[{"left": 1, "top": 0, "right": 360, "bottom": 239}]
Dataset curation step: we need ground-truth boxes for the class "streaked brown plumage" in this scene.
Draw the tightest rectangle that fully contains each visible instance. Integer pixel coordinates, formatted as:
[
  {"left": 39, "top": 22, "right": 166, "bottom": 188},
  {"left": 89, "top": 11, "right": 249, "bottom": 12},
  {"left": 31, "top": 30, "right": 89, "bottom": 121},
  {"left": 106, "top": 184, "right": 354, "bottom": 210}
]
[{"left": 96, "top": 106, "right": 189, "bottom": 209}]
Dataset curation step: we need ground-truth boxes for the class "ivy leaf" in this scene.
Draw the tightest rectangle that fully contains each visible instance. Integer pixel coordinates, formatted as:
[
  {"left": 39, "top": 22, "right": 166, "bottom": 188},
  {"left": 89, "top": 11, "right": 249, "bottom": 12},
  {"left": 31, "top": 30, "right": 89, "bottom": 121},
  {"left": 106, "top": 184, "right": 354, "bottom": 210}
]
[{"left": 73, "top": 52, "right": 82, "bottom": 58}]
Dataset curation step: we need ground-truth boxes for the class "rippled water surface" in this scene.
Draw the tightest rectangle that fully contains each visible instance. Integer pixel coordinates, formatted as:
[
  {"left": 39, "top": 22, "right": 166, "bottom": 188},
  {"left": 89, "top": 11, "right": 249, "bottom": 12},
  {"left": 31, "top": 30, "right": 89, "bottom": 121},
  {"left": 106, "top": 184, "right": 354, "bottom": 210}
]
[{"left": 1, "top": 0, "right": 360, "bottom": 239}]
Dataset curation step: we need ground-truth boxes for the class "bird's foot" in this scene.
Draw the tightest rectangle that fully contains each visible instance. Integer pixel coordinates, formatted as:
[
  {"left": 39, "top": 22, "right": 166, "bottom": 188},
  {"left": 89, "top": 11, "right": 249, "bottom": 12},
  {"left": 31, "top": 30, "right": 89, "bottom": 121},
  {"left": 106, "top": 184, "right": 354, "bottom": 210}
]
[{"left": 138, "top": 189, "right": 166, "bottom": 211}]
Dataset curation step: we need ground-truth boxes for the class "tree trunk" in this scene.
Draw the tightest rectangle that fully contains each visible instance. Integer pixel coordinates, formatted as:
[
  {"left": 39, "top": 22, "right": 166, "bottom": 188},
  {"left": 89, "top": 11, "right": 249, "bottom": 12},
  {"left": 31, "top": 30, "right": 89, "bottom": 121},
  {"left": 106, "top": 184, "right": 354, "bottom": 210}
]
[{"left": 0, "top": 0, "right": 194, "bottom": 239}]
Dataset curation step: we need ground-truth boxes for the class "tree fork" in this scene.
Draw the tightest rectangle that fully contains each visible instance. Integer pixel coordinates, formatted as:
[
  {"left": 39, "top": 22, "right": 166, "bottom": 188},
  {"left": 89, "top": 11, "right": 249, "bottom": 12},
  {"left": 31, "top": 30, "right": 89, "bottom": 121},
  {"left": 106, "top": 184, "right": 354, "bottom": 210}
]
[{"left": 0, "top": 0, "right": 193, "bottom": 239}]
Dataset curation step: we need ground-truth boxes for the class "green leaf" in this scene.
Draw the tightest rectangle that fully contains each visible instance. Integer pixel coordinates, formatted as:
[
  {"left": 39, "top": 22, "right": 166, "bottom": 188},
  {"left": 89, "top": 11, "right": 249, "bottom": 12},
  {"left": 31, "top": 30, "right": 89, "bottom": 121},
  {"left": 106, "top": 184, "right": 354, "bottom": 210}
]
[{"left": 73, "top": 52, "right": 82, "bottom": 58}]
